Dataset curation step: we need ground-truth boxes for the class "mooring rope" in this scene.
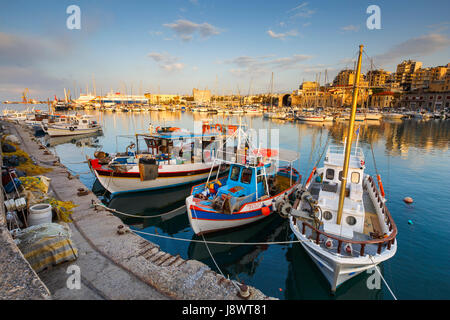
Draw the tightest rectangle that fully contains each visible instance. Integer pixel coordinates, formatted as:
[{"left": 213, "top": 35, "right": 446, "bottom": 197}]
[
  {"left": 131, "top": 228, "right": 304, "bottom": 245},
  {"left": 369, "top": 256, "right": 398, "bottom": 300},
  {"left": 191, "top": 207, "right": 241, "bottom": 291},
  {"left": 94, "top": 202, "right": 186, "bottom": 219}
]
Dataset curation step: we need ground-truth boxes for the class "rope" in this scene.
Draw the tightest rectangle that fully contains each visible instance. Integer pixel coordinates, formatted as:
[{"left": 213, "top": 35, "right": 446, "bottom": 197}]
[
  {"left": 94, "top": 202, "right": 186, "bottom": 219},
  {"left": 369, "top": 256, "right": 398, "bottom": 300},
  {"left": 132, "top": 226, "right": 305, "bottom": 245}
]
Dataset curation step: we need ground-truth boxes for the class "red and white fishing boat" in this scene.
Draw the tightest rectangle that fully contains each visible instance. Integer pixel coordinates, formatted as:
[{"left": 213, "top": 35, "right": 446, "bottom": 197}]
[{"left": 88, "top": 126, "right": 231, "bottom": 196}]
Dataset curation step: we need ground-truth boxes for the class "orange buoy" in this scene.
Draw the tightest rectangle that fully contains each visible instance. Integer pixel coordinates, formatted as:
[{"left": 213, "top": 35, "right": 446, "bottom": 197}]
[
  {"left": 403, "top": 197, "right": 413, "bottom": 204},
  {"left": 261, "top": 206, "right": 271, "bottom": 216}
]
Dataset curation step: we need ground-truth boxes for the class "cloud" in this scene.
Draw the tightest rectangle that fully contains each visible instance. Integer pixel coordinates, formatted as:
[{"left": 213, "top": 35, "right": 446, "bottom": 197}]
[
  {"left": 287, "top": 2, "right": 308, "bottom": 13},
  {"left": 189, "top": 0, "right": 199, "bottom": 5},
  {"left": 149, "top": 31, "right": 163, "bottom": 37},
  {"left": 0, "top": 32, "right": 71, "bottom": 67},
  {"left": 0, "top": 65, "right": 71, "bottom": 99},
  {"left": 148, "top": 52, "right": 185, "bottom": 72},
  {"left": 374, "top": 33, "right": 450, "bottom": 66},
  {"left": 163, "top": 19, "right": 221, "bottom": 41},
  {"left": 426, "top": 21, "right": 450, "bottom": 33},
  {"left": 0, "top": 32, "right": 73, "bottom": 99},
  {"left": 288, "top": 2, "right": 315, "bottom": 18},
  {"left": 340, "top": 25, "right": 359, "bottom": 32},
  {"left": 267, "top": 29, "right": 298, "bottom": 40},
  {"left": 224, "top": 54, "right": 313, "bottom": 76}
]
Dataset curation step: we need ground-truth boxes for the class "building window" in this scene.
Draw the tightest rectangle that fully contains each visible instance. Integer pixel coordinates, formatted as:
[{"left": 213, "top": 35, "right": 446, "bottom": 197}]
[{"left": 326, "top": 168, "right": 335, "bottom": 180}]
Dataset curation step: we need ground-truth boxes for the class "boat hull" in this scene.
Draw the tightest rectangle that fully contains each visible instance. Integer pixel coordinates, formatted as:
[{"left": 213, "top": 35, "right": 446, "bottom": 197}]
[
  {"left": 289, "top": 217, "right": 397, "bottom": 292},
  {"left": 186, "top": 180, "right": 299, "bottom": 235},
  {"left": 46, "top": 126, "right": 101, "bottom": 137},
  {"left": 90, "top": 160, "right": 222, "bottom": 196}
]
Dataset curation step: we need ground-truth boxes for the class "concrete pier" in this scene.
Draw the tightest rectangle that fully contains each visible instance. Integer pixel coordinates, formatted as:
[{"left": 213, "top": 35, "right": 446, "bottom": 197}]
[{"left": 0, "top": 121, "right": 274, "bottom": 300}]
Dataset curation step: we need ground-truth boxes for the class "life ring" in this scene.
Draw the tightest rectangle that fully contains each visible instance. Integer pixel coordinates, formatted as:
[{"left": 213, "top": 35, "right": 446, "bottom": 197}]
[
  {"left": 360, "top": 160, "right": 365, "bottom": 166},
  {"left": 215, "top": 124, "right": 222, "bottom": 132},
  {"left": 344, "top": 243, "right": 352, "bottom": 254},
  {"left": 325, "top": 238, "right": 333, "bottom": 249}
]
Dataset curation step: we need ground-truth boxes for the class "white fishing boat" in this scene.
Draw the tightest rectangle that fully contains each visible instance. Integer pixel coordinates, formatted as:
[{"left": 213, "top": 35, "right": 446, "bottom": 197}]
[
  {"left": 186, "top": 124, "right": 301, "bottom": 235},
  {"left": 88, "top": 126, "right": 232, "bottom": 196},
  {"left": 45, "top": 115, "right": 102, "bottom": 137},
  {"left": 287, "top": 45, "right": 397, "bottom": 292},
  {"left": 383, "top": 112, "right": 405, "bottom": 119},
  {"left": 364, "top": 112, "right": 383, "bottom": 120},
  {"left": 297, "top": 114, "right": 333, "bottom": 122}
]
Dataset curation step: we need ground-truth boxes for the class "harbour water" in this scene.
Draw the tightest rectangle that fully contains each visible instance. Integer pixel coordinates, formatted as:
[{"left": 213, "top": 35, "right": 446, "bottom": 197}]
[{"left": 4, "top": 104, "right": 450, "bottom": 300}]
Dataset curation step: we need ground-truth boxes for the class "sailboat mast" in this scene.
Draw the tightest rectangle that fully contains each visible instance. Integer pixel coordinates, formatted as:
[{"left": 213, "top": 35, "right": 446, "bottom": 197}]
[{"left": 336, "top": 44, "right": 364, "bottom": 225}]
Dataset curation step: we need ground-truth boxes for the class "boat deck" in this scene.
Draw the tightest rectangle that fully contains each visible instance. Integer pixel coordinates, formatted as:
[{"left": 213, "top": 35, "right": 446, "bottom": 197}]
[{"left": 362, "top": 192, "right": 382, "bottom": 236}]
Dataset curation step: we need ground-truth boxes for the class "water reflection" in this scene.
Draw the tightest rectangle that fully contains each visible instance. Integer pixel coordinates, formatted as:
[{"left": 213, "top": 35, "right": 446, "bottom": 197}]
[
  {"left": 189, "top": 214, "right": 290, "bottom": 278},
  {"left": 284, "top": 243, "right": 384, "bottom": 300},
  {"left": 44, "top": 131, "right": 103, "bottom": 148}
]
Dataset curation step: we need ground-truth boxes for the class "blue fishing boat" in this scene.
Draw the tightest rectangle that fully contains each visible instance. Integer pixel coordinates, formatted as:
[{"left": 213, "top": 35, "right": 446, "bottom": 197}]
[{"left": 186, "top": 125, "right": 301, "bottom": 235}]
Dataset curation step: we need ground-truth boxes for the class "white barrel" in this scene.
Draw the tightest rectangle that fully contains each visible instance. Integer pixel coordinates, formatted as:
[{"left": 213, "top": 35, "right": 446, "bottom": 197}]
[{"left": 28, "top": 203, "right": 53, "bottom": 226}]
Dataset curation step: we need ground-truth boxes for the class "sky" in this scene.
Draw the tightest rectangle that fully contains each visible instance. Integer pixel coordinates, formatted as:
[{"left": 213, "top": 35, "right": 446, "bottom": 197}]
[{"left": 0, "top": 0, "right": 449, "bottom": 100}]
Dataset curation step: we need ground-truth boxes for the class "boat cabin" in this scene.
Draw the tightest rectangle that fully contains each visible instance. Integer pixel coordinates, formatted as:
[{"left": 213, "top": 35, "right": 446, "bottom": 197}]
[
  {"left": 313, "top": 146, "right": 366, "bottom": 235},
  {"left": 215, "top": 163, "right": 268, "bottom": 202}
]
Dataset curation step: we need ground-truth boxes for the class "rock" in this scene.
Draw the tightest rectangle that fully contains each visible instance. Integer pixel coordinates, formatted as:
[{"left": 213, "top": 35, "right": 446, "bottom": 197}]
[
  {"left": 5, "top": 134, "right": 21, "bottom": 145},
  {"left": 2, "top": 143, "right": 16, "bottom": 153}
]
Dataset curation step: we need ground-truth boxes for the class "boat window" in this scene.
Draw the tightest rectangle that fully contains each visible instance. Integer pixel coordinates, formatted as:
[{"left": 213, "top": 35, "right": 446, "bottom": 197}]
[
  {"left": 351, "top": 172, "right": 360, "bottom": 184},
  {"left": 323, "top": 211, "right": 333, "bottom": 221},
  {"left": 346, "top": 216, "right": 357, "bottom": 226},
  {"left": 338, "top": 171, "right": 343, "bottom": 181},
  {"left": 241, "top": 168, "right": 252, "bottom": 184},
  {"left": 325, "top": 168, "right": 334, "bottom": 180},
  {"left": 257, "top": 170, "right": 263, "bottom": 183},
  {"left": 230, "top": 166, "right": 240, "bottom": 181}
]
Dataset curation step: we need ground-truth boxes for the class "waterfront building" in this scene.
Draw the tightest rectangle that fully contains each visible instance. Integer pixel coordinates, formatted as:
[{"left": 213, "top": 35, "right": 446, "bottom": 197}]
[
  {"left": 398, "top": 90, "right": 450, "bottom": 110},
  {"left": 370, "top": 91, "right": 396, "bottom": 108},
  {"left": 395, "top": 60, "right": 422, "bottom": 90},
  {"left": 367, "top": 69, "right": 391, "bottom": 87},
  {"left": 144, "top": 93, "right": 181, "bottom": 104},
  {"left": 193, "top": 88, "right": 211, "bottom": 104},
  {"left": 333, "top": 69, "right": 367, "bottom": 87}
]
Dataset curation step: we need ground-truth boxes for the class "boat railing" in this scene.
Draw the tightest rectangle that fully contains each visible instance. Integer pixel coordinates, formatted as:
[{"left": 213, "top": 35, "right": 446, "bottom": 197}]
[
  {"left": 293, "top": 176, "right": 397, "bottom": 257},
  {"left": 326, "top": 146, "right": 365, "bottom": 160}
]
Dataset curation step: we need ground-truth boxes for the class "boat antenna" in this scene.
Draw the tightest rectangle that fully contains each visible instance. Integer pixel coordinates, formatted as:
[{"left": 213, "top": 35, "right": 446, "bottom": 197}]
[{"left": 336, "top": 45, "right": 364, "bottom": 225}]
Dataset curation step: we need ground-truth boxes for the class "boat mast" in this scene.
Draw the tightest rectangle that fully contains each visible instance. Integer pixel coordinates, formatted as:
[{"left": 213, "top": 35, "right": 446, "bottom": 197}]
[{"left": 336, "top": 44, "right": 364, "bottom": 225}]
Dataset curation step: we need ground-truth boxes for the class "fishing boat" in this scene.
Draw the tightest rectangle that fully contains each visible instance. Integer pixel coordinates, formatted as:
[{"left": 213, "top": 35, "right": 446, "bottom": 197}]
[
  {"left": 382, "top": 111, "right": 405, "bottom": 119},
  {"left": 185, "top": 124, "right": 301, "bottom": 235},
  {"left": 287, "top": 45, "right": 397, "bottom": 292},
  {"left": 88, "top": 126, "right": 230, "bottom": 196},
  {"left": 44, "top": 115, "right": 102, "bottom": 137},
  {"left": 297, "top": 113, "right": 333, "bottom": 122}
]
